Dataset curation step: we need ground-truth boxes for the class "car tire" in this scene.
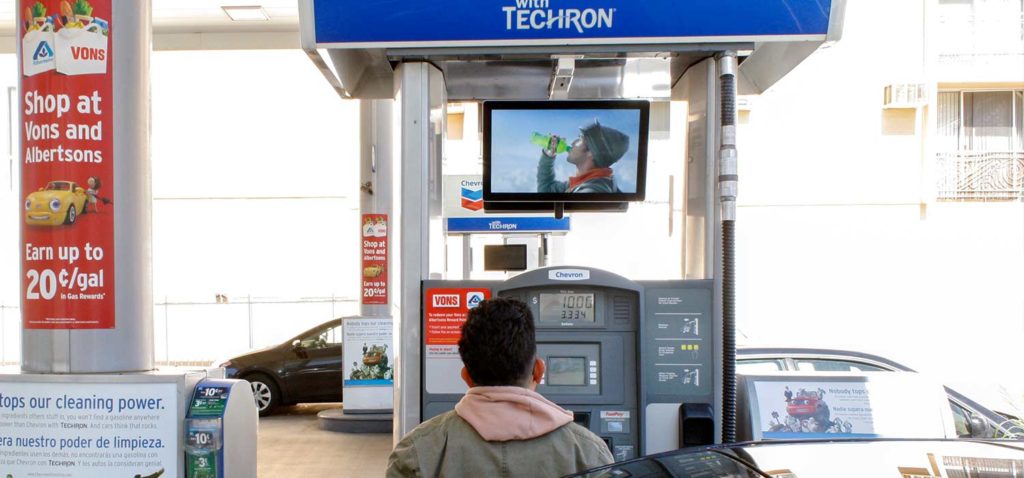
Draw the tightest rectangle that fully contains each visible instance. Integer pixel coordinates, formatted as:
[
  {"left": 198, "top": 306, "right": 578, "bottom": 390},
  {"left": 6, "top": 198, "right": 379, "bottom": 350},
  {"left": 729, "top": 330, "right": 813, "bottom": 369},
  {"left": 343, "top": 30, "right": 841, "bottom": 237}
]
[
  {"left": 246, "top": 373, "right": 279, "bottom": 416},
  {"left": 65, "top": 205, "right": 77, "bottom": 225}
]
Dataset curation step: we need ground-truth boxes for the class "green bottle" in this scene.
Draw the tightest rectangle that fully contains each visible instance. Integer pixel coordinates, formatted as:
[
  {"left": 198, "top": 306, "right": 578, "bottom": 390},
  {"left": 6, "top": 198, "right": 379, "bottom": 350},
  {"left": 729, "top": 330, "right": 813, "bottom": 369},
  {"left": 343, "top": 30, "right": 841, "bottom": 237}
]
[{"left": 531, "top": 132, "right": 572, "bottom": 154}]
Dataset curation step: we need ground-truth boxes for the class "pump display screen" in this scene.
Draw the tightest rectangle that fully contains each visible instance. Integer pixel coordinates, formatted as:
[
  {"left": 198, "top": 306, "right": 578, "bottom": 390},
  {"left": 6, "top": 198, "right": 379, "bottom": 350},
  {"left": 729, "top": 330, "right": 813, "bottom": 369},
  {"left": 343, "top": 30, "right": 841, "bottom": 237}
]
[
  {"left": 547, "top": 357, "right": 587, "bottom": 386},
  {"left": 539, "top": 293, "right": 595, "bottom": 322}
]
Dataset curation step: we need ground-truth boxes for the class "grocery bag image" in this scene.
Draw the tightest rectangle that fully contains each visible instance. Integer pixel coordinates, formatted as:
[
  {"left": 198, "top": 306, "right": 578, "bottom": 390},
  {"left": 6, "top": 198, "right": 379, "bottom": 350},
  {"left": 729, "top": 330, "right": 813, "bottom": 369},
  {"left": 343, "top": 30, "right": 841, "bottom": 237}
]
[
  {"left": 21, "top": 2, "right": 56, "bottom": 77},
  {"left": 55, "top": 23, "right": 108, "bottom": 76},
  {"left": 54, "top": 0, "right": 109, "bottom": 76}
]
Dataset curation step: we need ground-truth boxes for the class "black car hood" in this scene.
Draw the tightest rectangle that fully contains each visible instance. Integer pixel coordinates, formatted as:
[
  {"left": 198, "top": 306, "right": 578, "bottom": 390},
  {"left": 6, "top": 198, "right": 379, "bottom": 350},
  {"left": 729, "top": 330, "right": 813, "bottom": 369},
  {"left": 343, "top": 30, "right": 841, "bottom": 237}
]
[{"left": 230, "top": 344, "right": 281, "bottom": 364}]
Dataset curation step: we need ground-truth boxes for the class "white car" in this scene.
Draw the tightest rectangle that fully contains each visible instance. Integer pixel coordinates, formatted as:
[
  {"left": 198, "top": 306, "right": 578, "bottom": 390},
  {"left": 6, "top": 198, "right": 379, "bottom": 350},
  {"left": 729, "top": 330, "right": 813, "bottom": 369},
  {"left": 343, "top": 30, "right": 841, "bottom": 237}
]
[{"left": 737, "top": 347, "right": 1024, "bottom": 439}]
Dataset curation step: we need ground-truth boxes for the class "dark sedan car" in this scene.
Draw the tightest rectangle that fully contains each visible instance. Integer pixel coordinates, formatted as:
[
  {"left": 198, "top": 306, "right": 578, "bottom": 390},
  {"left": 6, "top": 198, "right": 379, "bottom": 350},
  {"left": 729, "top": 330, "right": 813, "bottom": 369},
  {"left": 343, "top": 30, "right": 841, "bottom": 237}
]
[
  {"left": 216, "top": 319, "right": 343, "bottom": 415},
  {"left": 567, "top": 439, "right": 1024, "bottom": 478}
]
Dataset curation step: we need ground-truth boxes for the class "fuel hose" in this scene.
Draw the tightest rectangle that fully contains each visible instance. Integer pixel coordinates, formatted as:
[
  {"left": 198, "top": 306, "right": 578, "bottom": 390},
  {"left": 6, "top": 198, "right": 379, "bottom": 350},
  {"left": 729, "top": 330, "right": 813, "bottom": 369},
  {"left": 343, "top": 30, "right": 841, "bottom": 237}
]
[{"left": 717, "top": 51, "right": 738, "bottom": 444}]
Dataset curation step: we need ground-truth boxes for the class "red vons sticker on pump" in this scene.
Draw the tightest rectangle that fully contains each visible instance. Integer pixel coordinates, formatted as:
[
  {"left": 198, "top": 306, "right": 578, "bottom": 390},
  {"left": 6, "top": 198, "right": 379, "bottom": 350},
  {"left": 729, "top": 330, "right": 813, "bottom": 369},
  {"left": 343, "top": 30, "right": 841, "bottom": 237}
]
[
  {"left": 20, "top": 0, "right": 115, "bottom": 329},
  {"left": 424, "top": 288, "right": 491, "bottom": 345}
]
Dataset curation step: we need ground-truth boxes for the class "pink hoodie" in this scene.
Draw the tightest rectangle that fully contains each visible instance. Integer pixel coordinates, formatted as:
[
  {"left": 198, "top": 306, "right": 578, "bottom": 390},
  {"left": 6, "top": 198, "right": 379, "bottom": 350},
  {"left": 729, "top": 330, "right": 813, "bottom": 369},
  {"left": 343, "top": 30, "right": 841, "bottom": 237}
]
[{"left": 454, "top": 386, "right": 574, "bottom": 442}]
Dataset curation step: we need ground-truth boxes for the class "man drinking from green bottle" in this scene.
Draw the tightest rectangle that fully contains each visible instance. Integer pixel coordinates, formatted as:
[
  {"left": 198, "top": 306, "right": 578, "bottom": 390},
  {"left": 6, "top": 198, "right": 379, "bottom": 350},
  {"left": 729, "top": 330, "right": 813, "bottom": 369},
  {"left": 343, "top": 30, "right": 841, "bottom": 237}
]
[{"left": 536, "top": 120, "right": 629, "bottom": 193}]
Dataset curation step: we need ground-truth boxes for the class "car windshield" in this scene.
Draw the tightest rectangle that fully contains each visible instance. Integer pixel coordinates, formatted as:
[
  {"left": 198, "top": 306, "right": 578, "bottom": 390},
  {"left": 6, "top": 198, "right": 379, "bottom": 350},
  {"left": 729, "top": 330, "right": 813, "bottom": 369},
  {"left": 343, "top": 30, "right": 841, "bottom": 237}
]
[{"left": 46, "top": 182, "right": 72, "bottom": 191}]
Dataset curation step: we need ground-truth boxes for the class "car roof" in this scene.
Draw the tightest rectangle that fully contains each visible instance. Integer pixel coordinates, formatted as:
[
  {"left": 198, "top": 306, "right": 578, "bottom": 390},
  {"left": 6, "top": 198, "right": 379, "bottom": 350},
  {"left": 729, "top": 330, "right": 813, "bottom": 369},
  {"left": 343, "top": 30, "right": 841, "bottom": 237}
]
[
  {"left": 736, "top": 346, "right": 1020, "bottom": 435},
  {"left": 289, "top": 318, "right": 343, "bottom": 342},
  {"left": 737, "top": 346, "right": 914, "bottom": 371}
]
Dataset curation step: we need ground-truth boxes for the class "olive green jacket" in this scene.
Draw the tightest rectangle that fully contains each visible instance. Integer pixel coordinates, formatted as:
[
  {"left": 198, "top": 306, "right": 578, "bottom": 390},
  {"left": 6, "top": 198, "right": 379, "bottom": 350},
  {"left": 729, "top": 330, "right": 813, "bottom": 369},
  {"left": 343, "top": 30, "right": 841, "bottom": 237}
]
[{"left": 386, "top": 410, "right": 613, "bottom": 478}]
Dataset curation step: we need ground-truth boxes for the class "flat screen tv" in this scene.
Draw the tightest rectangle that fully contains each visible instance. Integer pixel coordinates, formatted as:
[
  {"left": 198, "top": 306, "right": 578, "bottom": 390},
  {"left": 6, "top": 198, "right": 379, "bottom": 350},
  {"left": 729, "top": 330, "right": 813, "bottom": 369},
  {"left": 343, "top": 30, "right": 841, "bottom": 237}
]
[{"left": 483, "top": 100, "right": 649, "bottom": 211}]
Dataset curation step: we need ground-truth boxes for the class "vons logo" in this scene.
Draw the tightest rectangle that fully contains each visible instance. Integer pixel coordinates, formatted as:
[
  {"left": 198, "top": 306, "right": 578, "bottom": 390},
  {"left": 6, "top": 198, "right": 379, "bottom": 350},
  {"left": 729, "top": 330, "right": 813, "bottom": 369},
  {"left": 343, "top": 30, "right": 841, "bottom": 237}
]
[
  {"left": 71, "top": 46, "right": 105, "bottom": 61},
  {"left": 432, "top": 294, "right": 460, "bottom": 308},
  {"left": 466, "top": 292, "right": 486, "bottom": 309},
  {"left": 502, "top": 0, "right": 615, "bottom": 34}
]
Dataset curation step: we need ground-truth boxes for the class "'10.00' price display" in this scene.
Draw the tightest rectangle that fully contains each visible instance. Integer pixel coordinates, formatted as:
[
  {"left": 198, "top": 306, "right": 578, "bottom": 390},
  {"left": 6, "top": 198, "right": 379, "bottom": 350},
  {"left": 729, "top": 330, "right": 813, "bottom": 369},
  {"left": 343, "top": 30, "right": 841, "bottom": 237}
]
[{"left": 539, "top": 293, "right": 596, "bottom": 323}]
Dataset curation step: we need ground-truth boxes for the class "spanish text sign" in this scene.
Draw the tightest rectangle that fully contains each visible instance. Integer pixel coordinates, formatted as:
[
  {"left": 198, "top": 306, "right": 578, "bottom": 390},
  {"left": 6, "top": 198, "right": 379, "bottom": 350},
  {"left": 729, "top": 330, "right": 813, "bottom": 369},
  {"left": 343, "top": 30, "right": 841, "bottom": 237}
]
[
  {"left": 20, "top": 0, "right": 115, "bottom": 329},
  {"left": 0, "top": 382, "right": 178, "bottom": 478},
  {"left": 313, "top": 0, "right": 833, "bottom": 46}
]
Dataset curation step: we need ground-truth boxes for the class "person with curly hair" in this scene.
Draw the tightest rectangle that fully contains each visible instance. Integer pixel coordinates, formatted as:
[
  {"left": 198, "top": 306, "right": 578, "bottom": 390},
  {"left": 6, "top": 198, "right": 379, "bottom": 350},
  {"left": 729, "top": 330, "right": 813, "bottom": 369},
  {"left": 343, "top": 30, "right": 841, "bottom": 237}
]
[{"left": 387, "top": 298, "right": 613, "bottom": 477}]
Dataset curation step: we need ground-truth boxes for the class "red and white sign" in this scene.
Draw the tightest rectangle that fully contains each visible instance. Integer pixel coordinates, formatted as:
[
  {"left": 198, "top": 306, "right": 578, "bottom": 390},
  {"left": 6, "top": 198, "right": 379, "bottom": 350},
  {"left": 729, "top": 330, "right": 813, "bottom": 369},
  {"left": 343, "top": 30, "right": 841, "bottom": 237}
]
[
  {"left": 361, "top": 214, "right": 388, "bottom": 305},
  {"left": 424, "top": 288, "right": 491, "bottom": 346},
  {"left": 20, "top": 0, "right": 114, "bottom": 329}
]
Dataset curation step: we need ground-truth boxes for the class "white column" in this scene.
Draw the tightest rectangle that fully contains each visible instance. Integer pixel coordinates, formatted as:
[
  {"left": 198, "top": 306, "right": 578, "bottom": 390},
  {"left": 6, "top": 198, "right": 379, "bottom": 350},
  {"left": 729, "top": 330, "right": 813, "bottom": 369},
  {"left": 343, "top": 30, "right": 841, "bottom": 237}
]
[{"left": 20, "top": 0, "right": 153, "bottom": 373}]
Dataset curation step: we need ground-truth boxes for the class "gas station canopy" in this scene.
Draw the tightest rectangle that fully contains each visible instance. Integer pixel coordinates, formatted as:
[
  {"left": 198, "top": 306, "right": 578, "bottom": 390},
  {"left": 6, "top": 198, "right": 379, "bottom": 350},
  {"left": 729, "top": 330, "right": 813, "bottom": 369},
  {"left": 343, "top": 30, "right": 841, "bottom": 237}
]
[{"left": 299, "top": 0, "right": 847, "bottom": 100}]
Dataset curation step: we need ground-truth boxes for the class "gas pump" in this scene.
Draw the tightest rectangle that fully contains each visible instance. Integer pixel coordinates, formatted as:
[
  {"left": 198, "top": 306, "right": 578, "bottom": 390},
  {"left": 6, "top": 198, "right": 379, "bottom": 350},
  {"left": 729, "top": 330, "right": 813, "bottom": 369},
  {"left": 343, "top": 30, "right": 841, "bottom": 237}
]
[
  {"left": 298, "top": 0, "right": 847, "bottom": 460},
  {"left": 422, "top": 266, "right": 716, "bottom": 458}
]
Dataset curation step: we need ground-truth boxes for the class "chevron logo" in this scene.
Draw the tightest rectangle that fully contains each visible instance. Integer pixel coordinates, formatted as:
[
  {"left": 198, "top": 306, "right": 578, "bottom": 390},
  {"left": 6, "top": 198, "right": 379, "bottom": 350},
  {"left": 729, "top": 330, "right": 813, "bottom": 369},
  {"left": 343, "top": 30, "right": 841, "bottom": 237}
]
[{"left": 461, "top": 186, "right": 483, "bottom": 211}]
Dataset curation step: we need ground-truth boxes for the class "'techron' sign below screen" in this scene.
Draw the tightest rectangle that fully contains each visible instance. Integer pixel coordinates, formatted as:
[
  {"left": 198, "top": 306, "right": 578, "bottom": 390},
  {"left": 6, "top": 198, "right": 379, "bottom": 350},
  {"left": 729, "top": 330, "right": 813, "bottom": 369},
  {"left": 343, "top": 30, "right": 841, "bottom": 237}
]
[
  {"left": 19, "top": 0, "right": 115, "bottom": 329},
  {"left": 313, "top": 0, "right": 833, "bottom": 47}
]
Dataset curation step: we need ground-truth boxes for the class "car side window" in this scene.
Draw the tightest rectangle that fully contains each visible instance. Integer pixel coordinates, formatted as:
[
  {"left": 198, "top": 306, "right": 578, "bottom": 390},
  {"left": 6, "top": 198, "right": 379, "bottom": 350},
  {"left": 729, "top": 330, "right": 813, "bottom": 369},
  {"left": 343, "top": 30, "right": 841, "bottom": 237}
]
[
  {"left": 736, "top": 359, "right": 786, "bottom": 374},
  {"left": 794, "top": 359, "right": 887, "bottom": 372},
  {"left": 301, "top": 325, "right": 342, "bottom": 350},
  {"left": 949, "top": 401, "right": 973, "bottom": 437}
]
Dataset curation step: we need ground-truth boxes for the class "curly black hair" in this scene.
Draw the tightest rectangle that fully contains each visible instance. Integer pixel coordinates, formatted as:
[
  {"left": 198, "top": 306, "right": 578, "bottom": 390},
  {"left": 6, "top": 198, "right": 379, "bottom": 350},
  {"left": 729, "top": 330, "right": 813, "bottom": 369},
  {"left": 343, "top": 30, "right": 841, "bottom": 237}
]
[{"left": 458, "top": 298, "right": 536, "bottom": 387}]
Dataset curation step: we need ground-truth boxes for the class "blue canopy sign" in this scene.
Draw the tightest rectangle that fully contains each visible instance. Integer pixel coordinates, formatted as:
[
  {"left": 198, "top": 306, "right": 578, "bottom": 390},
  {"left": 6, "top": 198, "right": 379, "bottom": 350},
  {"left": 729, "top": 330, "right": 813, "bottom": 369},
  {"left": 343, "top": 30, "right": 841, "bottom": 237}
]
[{"left": 312, "top": 0, "right": 834, "bottom": 48}]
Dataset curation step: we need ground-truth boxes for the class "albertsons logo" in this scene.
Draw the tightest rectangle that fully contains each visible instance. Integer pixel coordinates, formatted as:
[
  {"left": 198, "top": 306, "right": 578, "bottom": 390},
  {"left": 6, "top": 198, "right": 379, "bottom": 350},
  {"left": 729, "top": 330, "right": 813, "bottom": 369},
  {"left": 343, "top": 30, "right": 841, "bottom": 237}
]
[
  {"left": 502, "top": 0, "right": 615, "bottom": 34},
  {"left": 33, "top": 41, "right": 54, "bottom": 65},
  {"left": 466, "top": 292, "right": 486, "bottom": 309}
]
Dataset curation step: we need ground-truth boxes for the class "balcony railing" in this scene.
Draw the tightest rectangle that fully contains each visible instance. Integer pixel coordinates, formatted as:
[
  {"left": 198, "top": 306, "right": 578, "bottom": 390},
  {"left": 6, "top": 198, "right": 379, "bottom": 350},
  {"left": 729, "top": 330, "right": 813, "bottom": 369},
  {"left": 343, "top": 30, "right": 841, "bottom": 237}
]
[
  {"left": 936, "top": 151, "right": 1024, "bottom": 201},
  {"left": 936, "top": 13, "right": 1024, "bottom": 65}
]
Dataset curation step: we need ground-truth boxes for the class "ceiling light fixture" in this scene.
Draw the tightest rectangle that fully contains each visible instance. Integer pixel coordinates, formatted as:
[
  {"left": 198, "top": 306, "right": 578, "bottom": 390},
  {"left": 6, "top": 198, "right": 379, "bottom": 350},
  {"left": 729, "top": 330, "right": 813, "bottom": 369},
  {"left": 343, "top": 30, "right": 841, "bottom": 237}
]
[{"left": 222, "top": 6, "right": 270, "bottom": 21}]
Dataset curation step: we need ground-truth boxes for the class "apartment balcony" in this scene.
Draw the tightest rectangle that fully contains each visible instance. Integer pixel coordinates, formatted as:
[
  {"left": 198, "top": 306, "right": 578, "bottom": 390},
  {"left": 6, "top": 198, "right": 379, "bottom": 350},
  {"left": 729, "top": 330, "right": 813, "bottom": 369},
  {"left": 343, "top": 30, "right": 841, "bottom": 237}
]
[
  {"left": 936, "top": 152, "right": 1024, "bottom": 201},
  {"left": 934, "top": 13, "right": 1024, "bottom": 82}
]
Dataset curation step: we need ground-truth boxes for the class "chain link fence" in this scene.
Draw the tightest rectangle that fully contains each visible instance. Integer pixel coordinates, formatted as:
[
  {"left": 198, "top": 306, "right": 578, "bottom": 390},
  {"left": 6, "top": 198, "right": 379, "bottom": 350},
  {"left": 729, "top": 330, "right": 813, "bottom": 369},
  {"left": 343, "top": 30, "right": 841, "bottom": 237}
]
[{"left": 0, "top": 296, "right": 360, "bottom": 367}]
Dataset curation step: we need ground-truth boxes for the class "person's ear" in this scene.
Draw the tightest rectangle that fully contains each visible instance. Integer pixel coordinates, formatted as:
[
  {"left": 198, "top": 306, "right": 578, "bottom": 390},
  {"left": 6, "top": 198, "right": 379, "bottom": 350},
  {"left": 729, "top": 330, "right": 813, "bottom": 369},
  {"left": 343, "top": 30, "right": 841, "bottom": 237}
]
[
  {"left": 460, "top": 367, "right": 475, "bottom": 388},
  {"left": 532, "top": 358, "right": 545, "bottom": 384}
]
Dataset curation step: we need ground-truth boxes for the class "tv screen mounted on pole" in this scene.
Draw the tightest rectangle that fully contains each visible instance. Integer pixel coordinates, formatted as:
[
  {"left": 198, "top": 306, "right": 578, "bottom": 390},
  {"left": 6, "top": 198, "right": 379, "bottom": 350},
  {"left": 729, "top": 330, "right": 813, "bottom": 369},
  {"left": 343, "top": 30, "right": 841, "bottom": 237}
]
[{"left": 483, "top": 100, "right": 649, "bottom": 212}]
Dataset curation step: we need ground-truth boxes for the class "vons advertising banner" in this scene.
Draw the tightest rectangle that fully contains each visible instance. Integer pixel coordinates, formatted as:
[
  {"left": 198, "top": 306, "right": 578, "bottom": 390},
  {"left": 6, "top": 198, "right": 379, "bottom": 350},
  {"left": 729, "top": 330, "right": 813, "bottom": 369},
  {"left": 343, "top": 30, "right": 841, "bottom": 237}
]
[
  {"left": 361, "top": 214, "right": 388, "bottom": 305},
  {"left": 424, "top": 288, "right": 491, "bottom": 395},
  {"left": 19, "top": 0, "right": 114, "bottom": 329}
]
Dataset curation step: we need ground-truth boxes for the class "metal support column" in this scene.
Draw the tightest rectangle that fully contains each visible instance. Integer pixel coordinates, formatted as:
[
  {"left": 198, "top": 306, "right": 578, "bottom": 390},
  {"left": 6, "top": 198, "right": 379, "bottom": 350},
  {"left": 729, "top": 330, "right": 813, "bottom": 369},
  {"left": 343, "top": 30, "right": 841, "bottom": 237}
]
[
  {"left": 360, "top": 99, "right": 394, "bottom": 317},
  {"left": 394, "top": 62, "right": 446, "bottom": 439}
]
